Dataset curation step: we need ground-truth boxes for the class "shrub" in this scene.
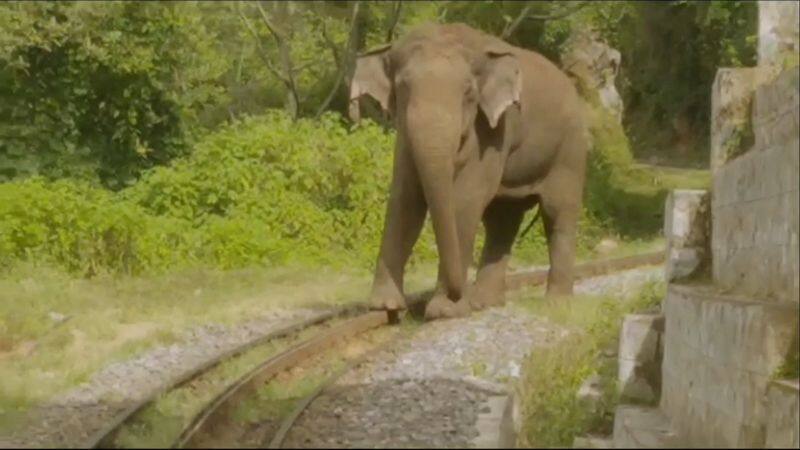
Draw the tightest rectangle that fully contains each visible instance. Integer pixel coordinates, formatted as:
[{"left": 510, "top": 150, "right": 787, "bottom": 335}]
[
  {"left": 0, "top": 111, "right": 421, "bottom": 275},
  {"left": 519, "top": 281, "right": 664, "bottom": 447},
  {"left": 0, "top": 106, "right": 669, "bottom": 277}
]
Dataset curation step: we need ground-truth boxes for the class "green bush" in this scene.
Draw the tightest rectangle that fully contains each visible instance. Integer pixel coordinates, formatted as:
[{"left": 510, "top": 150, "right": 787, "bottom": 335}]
[
  {"left": 519, "top": 281, "right": 664, "bottom": 447},
  {"left": 0, "top": 105, "right": 669, "bottom": 277},
  {"left": 0, "top": 177, "right": 195, "bottom": 275},
  {"left": 124, "top": 110, "right": 404, "bottom": 268},
  {"left": 0, "top": 2, "right": 232, "bottom": 189},
  {"left": 0, "top": 111, "right": 422, "bottom": 275}
]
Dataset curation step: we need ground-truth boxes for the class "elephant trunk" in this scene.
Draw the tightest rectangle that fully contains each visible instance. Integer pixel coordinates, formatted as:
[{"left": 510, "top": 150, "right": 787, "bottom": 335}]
[{"left": 404, "top": 99, "right": 464, "bottom": 300}]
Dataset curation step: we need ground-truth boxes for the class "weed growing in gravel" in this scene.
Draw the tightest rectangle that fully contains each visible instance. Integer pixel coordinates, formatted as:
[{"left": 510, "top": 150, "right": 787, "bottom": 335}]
[
  {"left": 470, "top": 361, "right": 489, "bottom": 378},
  {"left": 517, "top": 281, "right": 664, "bottom": 447}
]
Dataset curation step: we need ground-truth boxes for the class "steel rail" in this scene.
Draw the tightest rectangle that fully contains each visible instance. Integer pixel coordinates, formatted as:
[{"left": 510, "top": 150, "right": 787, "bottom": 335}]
[
  {"left": 88, "top": 250, "right": 663, "bottom": 448},
  {"left": 84, "top": 304, "right": 368, "bottom": 448},
  {"left": 173, "top": 311, "right": 389, "bottom": 448},
  {"left": 261, "top": 250, "right": 665, "bottom": 448}
]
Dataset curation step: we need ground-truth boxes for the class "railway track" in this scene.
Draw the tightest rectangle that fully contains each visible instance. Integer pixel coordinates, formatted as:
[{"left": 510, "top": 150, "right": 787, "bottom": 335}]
[{"left": 87, "top": 250, "right": 664, "bottom": 449}]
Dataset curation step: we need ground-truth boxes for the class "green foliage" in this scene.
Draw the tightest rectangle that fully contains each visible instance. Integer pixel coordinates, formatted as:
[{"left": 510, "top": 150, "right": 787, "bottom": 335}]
[
  {"left": 0, "top": 177, "right": 155, "bottom": 274},
  {"left": 1, "top": 1, "right": 754, "bottom": 189},
  {"left": 443, "top": 1, "right": 757, "bottom": 165},
  {"left": 126, "top": 110, "right": 403, "bottom": 268},
  {"left": 775, "top": 330, "right": 799, "bottom": 380},
  {"left": 614, "top": 1, "right": 757, "bottom": 163},
  {"left": 0, "top": 111, "right": 428, "bottom": 275},
  {"left": 0, "top": 1, "right": 724, "bottom": 277},
  {"left": 580, "top": 100, "right": 710, "bottom": 240},
  {"left": 519, "top": 281, "right": 664, "bottom": 447},
  {"left": 0, "top": 100, "right": 705, "bottom": 277},
  {"left": 0, "top": 2, "right": 228, "bottom": 188}
]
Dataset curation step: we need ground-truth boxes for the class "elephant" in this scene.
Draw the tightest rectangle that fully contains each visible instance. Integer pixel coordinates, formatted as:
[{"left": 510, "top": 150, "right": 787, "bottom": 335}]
[{"left": 349, "top": 23, "right": 589, "bottom": 320}]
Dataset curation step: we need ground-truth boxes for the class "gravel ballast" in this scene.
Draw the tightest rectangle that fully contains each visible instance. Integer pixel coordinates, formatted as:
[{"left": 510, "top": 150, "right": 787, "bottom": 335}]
[
  {"left": 282, "top": 266, "right": 663, "bottom": 448},
  {"left": 2, "top": 308, "right": 327, "bottom": 448}
]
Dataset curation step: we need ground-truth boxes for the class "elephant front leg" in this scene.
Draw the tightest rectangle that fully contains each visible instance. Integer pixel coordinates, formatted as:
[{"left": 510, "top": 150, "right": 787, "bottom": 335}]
[
  {"left": 423, "top": 197, "right": 482, "bottom": 320},
  {"left": 424, "top": 158, "right": 501, "bottom": 321},
  {"left": 369, "top": 145, "right": 427, "bottom": 311}
]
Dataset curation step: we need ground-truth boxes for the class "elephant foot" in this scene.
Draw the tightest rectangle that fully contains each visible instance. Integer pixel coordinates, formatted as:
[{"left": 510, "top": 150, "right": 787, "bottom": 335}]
[
  {"left": 545, "top": 282, "right": 573, "bottom": 299},
  {"left": 465, "top": 282, "right": 505, "bottom": 311},
  {"left": 424, "top": 294, "right": 471, "bottom": 321},
  {"left": 368, "top": 286, "right": 407, "bottom": 311}
]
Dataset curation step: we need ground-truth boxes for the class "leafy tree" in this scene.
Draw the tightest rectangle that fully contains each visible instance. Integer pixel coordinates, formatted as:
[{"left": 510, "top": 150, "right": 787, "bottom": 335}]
[
  {"left": 0, "top": 1, "right": 228, "bottom": 188},
  {"left": 0, "top": 1, "right": 757, "bottom": 188}
]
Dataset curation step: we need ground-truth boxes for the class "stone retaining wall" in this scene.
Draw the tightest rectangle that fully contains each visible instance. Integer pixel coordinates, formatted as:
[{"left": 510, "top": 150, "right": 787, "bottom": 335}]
[
  {"left": 711, "top": 66, "right": 799, "bottom": 303},
  {"left": 660, "top": 284, "right": 798, "bottom": 447},
  {"left": 765, "top": 379, "right": 800, "bottom": 448}
]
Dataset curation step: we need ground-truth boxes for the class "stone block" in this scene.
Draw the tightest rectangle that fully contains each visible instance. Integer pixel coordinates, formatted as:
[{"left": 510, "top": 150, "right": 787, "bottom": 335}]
[
  {"left": 765, "top": 379, "right": 800, "bottom": 448},
  {"left": 612, "top": 405, "right": 684, "bottom": 449},
  {"left": 617, "top": 314, "right": 664, "bottom": 405},
  {"left": 711, "top": 68, "right": 759, "bottom": 172},
  {"left": 572, "top": 435, "right": 612, "bottom": 449},
  {"left": 499, "top": 390, "right": 522, "bottom": 448},
  {"left": 561, "top": 29, "right": 623, "bottom": 123},
  {"left": 754, "top": 66, "right": 800, "bottom": 149},
  {"left": 758, "top": 1, "right": 800, "bottom": 67},
  {"left": 664, "top": 190, "right": 709, "bottom": 282},
  {"left": 660, "top": 284, "right": 800, "bottom": 447},
  {"left": 576, "top": 374, "right": 604, "bottom": 416},
  {"left": 711, "top": 137, "right": 800, "bottom": 302},
  {"left": 473, "top": 395, "right": 511, "bottom": 449}
]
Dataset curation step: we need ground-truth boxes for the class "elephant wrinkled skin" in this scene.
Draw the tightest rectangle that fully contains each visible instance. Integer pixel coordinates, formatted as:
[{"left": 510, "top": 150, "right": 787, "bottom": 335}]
[{"left": 349, "top": 23, "right": 589, "bottom": 320}]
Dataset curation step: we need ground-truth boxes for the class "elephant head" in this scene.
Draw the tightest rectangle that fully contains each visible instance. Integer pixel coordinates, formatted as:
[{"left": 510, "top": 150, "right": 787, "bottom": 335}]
[{"left": 348, "top": 24, "right": 522, "bottom": 300}]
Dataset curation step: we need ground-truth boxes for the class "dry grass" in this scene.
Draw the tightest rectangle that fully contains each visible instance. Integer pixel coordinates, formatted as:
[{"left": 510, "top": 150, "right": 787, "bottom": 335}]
[{"left": 0, "top": 261, "right": 436, "bottom": 426}]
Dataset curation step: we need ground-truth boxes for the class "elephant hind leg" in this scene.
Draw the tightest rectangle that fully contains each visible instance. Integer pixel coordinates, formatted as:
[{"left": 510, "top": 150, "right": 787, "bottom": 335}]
[
  {"left": 468, "top": 198, "right": 531, "bottom": 310},
  {"left": 539, "top": 125, "right": 587, "bottom": 298},
  {"left": 539, "top": 172, "right": 583, "bottom": 298}
]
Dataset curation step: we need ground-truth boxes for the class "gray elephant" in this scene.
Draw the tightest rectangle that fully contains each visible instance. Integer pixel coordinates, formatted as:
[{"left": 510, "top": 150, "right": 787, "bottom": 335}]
[{"left": 349, "top": 23, "right": 588, "bottom": 320}]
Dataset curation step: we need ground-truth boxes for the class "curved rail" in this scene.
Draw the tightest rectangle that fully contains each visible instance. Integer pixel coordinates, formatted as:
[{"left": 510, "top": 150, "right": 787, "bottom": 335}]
[
  {"left": 85, "top": 304, "right": 367, "bottom": 448},
  {"left": 265, "top": 333, "right": 401, "bottom": 449},
  {"left": 173, "top": 311, "right": 390, "bottom": 448},
  {"left": 88, "top": 250, "right": 664, "bottom": 449},
  {"left": 260, "top": 251, "right": 667, "bottom": 448}
]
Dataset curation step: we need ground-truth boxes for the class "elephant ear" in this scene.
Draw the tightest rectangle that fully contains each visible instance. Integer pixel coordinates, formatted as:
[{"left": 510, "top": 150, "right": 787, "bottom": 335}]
[
  {"left": 478, "top": 48, "right": 522, "bottom": 129},
  {"left": 349, "top": 44, "right": 392, "bottom": 122}
]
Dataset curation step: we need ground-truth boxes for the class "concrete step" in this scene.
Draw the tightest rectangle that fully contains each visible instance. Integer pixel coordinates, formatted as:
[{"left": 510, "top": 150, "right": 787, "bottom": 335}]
[
  {"left": 661, "top": 283, "right": 799, "bottom": 447},
  {"left": 766, "top": 379, "right": 800, "bottom": 448},
  {"left": 612, "top": 405, "right": 684, "bottom": 449},
  {"left": 573, "top": 435, "right": 612, "bottom": 448}
]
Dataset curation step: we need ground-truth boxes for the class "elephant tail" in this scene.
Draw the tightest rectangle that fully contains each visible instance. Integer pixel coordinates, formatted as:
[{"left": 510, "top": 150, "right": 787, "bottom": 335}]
[{"left": 518, "top": 204, "right": 541, "bottom": 240}]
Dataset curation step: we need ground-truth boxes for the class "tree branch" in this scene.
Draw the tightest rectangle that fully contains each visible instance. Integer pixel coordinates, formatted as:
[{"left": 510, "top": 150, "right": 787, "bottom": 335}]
[
  {"left": 255, "top": 1, "right": 283, "bottom": 42},
  {"left": 385, "top": 1, "right": 402, "bottom": 42},
  {"left": 255, "top": 1, "right": 300, "bottom": 120},
  {"left": 321, "top": 20, "right": 341, "bottom": 68},
  {"left": 502, "top": 3, "right": 536, "bottom": 40},
  {"left": 238, "top": 4, "right": 289, "bottom": 83},
  {"left": 523, "top": 1, "right": 589, "bottom": 21},
  {"left": 314, "top": 1, "right": 361, "bottom": 118}
]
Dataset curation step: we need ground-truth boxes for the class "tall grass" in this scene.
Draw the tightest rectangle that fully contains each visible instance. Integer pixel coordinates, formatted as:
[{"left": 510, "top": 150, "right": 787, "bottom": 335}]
[{"left": 518, "top": 281, "right": 664, "bottom": 447}]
